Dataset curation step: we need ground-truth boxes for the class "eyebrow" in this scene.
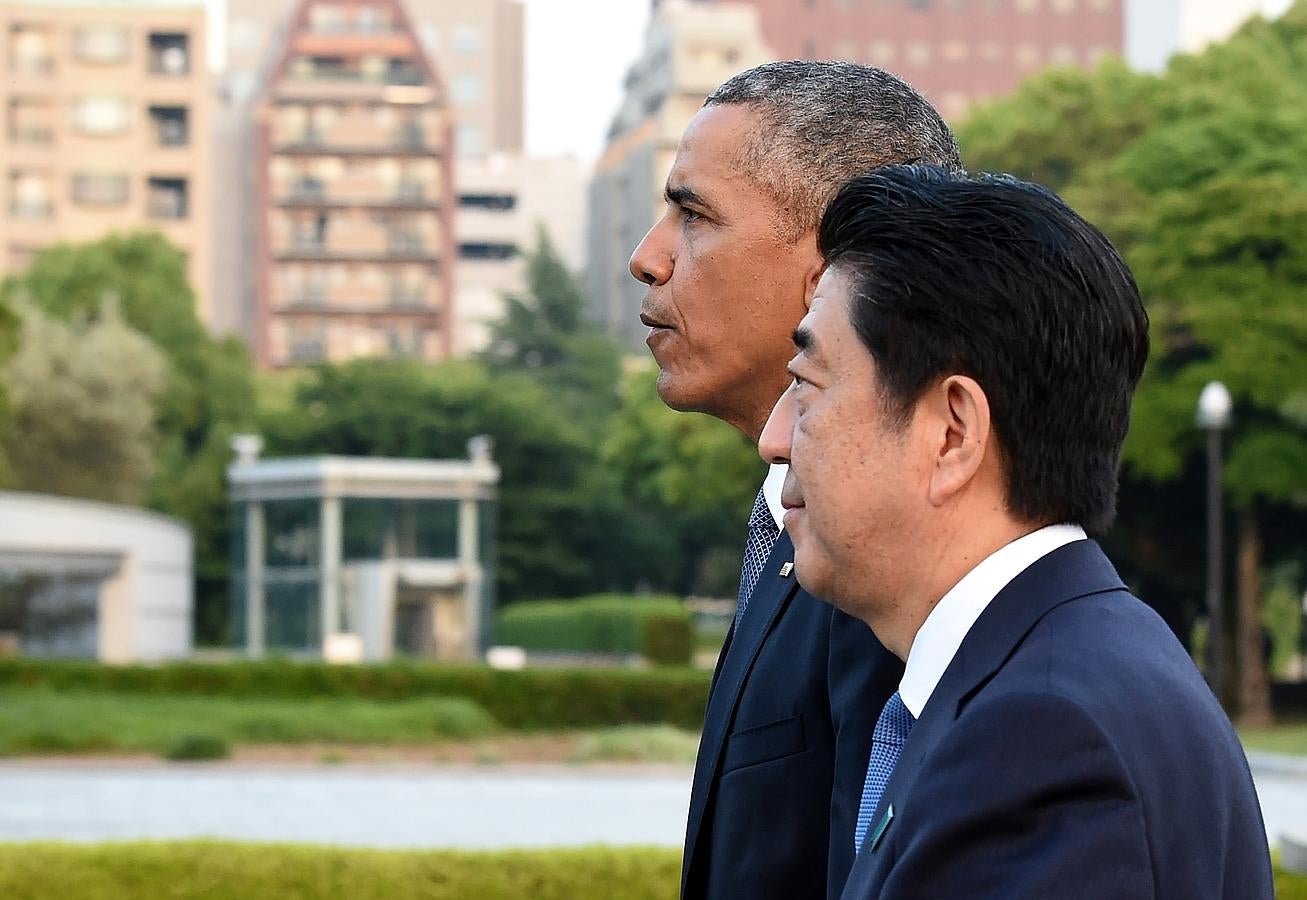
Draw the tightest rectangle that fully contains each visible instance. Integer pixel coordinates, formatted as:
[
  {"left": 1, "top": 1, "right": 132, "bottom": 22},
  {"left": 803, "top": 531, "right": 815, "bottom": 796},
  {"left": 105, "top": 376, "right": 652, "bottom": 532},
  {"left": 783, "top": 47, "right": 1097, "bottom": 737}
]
[
  {"left": 665, "top": 184, "right": 718, "bottom": 216},
  {"left": 792, "top": 324, "right": 821, "bottom": 362}
]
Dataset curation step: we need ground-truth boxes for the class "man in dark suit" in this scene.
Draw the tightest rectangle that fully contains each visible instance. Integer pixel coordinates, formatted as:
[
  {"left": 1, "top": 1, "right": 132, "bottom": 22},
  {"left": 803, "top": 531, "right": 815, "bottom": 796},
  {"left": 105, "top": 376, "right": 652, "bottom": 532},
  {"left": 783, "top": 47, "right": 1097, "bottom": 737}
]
[
  {"left": 759, "top": 165, "right": 1273, "bottom": 899},
  {"left": 628, "top": 62, "right": 961, "bottom": 899}
]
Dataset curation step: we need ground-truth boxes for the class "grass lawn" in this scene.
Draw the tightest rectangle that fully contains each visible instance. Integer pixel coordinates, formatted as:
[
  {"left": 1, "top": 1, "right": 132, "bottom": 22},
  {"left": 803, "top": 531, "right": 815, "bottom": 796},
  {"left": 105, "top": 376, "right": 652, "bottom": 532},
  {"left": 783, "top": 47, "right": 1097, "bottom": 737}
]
[
  {"left": 0, "top": 842, "right": 681, "bottom": 900},
  {"left": 0, "top": 842, "right": 1298, "bottom": 898},
  {"left": 0, "top": 688, "right": 701, "bottom": 764},
  {"left": 1240, "top": 720, "right": 1307, "bottom": 756}
]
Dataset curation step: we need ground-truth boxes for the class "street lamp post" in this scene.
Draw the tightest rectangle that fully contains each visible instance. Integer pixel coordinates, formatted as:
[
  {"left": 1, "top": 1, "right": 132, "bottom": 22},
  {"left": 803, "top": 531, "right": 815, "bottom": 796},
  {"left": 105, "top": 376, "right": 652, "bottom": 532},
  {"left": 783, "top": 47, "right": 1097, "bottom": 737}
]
[{"left": 1197, "top": 381, "right": 1233, "bottom": 703}]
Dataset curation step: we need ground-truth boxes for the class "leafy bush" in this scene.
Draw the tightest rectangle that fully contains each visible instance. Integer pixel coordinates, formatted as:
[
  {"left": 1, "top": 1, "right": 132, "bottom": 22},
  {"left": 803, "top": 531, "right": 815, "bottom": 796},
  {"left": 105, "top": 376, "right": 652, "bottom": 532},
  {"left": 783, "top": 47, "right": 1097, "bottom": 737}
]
[
  {"left": 496, "top": 595, "right": 688, "bottom": 655},
  {"left": 0, "top": 660, "right": 711, "bottom": 730},
  {"left": 0, "top": 842, "right": 680, "bottom": 900},
  {"left": 642, "top": 615, "right": 692, "bottom": 667},
  {"left": 165, "top": 734, "right": 230, "bottom": 761}
]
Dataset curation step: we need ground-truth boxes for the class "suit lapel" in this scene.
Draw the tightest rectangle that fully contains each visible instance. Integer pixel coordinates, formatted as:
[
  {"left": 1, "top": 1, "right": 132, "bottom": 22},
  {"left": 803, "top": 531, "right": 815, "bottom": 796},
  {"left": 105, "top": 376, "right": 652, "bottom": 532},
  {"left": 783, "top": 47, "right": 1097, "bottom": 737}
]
[
  {"left": 683, "top": 530, "right": 800, "bottom": 892},
  {"left": 850, "top": 541, "right": 1127, "bottom": 879}
]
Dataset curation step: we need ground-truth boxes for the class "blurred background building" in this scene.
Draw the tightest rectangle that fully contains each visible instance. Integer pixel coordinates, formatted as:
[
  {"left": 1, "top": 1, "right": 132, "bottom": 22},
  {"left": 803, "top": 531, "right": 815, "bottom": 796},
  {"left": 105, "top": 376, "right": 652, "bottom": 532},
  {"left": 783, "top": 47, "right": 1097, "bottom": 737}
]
[
  {"left": 251, "top": 0, "right": 455, "bottom": 368},
  {"left": 0, "top": 0, "right": 213, "bottom": 322},
  {"left": 0, "top": 492, "right": 192, "bottom": 662}
]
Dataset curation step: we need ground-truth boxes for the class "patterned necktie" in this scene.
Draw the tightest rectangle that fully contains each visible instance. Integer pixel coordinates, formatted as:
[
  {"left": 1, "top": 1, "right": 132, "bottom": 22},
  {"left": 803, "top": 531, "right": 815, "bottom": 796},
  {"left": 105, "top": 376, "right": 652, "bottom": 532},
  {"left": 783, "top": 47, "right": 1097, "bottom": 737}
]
[
  {"left": 854, "top": 691, "right": 916, "bottom": 851},
  {"left": 735, "top": 486, "right": 781, "bottom": 629}
]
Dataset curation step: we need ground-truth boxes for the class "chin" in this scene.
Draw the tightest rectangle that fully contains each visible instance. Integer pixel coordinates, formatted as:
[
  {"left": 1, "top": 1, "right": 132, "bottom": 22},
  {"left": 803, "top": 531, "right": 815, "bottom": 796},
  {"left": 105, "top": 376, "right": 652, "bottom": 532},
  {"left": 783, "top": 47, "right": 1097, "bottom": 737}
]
[{"left": 655, "top": 369, "right": 713, "bottom": 414}]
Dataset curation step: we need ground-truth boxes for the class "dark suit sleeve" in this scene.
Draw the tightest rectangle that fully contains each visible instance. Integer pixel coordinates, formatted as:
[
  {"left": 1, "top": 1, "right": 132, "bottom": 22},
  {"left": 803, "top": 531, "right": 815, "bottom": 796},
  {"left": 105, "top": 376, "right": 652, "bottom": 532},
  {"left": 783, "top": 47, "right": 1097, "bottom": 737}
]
[
  {"left": 879, "top": 691, "right": 1156, "bottom": 900},
  {"left": 826, "top": 608, "right": 904, "bottom": 898}
]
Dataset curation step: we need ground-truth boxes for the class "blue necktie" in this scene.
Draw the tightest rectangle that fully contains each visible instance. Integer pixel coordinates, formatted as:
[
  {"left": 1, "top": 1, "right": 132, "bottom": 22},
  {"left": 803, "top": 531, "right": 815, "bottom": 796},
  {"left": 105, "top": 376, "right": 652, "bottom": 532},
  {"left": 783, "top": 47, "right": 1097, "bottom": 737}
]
[
  {"left": 854, "top": 691, "right": 915, "bottom": 851},
  {"left": 735, "top": 487, "right": 780, "bottom": 629}
]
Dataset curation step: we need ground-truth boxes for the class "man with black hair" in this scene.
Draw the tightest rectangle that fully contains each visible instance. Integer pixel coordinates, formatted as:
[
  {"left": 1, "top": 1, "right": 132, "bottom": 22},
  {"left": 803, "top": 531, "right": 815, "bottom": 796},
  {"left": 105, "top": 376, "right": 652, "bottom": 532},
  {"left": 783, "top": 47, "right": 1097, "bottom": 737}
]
[
  {"left": 629, "top": 62, "right": 960, "bottom": 900},
  {"left": 759, "top": 165, "right": 1272, "bottom": 899}
]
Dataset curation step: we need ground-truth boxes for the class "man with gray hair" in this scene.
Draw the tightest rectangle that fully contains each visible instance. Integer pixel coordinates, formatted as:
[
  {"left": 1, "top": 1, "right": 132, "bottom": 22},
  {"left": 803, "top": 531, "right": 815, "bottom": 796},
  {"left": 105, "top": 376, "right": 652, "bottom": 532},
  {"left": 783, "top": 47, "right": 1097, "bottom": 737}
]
[{"left": 629, "top": 61, "right": 961, "bottom": 900}]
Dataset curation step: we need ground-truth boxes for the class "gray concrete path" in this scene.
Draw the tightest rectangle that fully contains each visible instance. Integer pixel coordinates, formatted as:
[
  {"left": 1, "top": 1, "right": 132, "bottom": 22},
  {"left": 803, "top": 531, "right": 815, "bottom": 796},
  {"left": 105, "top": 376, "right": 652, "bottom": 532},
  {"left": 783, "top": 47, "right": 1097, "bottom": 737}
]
[
  {"left": 0, "top": 757, "right": 1301, "bottom": 852},
  {"left": 0, "top": 763, "right": 693, "bottom": 849}
]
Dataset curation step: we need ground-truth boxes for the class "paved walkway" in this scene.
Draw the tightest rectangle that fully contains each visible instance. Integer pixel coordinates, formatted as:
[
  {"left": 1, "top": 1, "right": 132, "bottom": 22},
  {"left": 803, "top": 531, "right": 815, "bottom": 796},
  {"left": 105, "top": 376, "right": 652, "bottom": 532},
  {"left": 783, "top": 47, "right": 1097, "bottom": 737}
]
[{"left": 0, "top": 755, "right": 1301, "bottom": 851}]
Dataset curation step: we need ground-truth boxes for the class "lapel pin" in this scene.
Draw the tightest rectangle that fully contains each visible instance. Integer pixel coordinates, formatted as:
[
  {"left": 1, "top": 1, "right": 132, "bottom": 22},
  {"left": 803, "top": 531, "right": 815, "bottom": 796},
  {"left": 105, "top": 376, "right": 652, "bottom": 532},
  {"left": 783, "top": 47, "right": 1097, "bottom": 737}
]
[
  {"left": 779, "top": 562, "right": 794, "bottom": 577},
  {"left": 869, "top": 804, "right": 895, "bottom": 852}
]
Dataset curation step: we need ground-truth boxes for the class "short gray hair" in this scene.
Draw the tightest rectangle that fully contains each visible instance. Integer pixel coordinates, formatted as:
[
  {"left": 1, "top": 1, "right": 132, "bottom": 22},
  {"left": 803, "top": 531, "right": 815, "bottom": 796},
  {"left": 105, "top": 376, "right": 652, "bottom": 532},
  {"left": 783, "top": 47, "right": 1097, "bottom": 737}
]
[{"left": 704, "top": 60, "right": 963, "bottom": 239}]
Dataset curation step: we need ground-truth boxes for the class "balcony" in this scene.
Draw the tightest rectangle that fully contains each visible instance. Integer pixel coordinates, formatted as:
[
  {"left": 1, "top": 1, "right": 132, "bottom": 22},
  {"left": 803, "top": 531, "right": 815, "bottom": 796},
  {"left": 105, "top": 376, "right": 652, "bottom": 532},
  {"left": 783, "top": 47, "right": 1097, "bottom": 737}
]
[
  {"left": 275, "top": 184, "right": 439, "bottom": 210},
  {"left": 9, "top": 127, "right": 54, "bottom": 146},
  {"left": 9, "top": 199, "right": 51, "bottom": 219},
  {"left": 273, "top": 131, "right": 438, "bottom": 157},
  {"left": 274, "top": 242, "right": 439, "bottom": 264},
  {"left": 388, "top": 288, "right": 428, "bottom": 310},
  {"left": 280, "top": 285, "right": 329, "bottom": 309},
  {"left": 286, "top": 339, "right": 327, "bottom": 365}
]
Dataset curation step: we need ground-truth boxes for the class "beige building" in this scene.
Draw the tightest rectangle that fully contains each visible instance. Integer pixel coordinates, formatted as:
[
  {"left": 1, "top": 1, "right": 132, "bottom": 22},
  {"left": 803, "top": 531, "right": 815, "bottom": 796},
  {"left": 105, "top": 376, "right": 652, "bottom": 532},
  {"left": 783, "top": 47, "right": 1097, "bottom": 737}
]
[
  {"left": 586, "top": 0, "right": 770, "bottom": 350},
  {"left": 411, "top": 0, "right": 522, "bottom": 159},
  {"left": 454, "top": 153, "right": 585, "bottom": 355},
  {"left": 0, "top": 0, "right": 213, "bottom": 322},
  {"left": 215, "top": 0, "right": 527, "bottom": 353},
  {"left": 251, "top": 0, "right": 456, "bottom": 368}
]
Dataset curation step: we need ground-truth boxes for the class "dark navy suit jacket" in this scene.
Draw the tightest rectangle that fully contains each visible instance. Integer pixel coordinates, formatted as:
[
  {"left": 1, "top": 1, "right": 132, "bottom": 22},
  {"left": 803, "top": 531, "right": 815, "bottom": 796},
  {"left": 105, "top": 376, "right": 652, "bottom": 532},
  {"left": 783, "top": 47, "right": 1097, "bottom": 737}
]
[
  {"left": 682, "top": 529, "right": 904, "bottom": 900},
  {"left": 840, "top": 539, "right": 1273, "bottom": 900}
]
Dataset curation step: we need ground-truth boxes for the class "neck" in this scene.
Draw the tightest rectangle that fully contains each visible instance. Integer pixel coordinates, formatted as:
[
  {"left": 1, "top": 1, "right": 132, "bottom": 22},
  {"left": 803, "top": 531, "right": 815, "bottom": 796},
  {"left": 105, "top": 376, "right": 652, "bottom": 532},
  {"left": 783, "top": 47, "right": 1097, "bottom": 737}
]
[{"left": 864, "top": 515, "right": 1039, "bottom": 660}]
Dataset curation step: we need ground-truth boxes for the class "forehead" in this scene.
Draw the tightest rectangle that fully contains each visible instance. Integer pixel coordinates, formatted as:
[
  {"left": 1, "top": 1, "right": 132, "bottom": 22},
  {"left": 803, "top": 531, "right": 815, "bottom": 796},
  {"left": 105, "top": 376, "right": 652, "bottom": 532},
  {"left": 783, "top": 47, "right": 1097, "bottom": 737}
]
[{"left": 667, "top": 104, "right": 765, "bottom": 195}]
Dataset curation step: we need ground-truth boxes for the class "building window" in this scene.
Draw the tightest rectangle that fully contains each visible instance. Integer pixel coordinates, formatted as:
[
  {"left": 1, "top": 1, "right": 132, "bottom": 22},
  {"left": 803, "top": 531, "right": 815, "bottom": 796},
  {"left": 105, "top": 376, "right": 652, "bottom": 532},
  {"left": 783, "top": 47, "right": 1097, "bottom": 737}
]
[
  {"left": 868, "top": 40, "right": 897, "bottom": 63},
  {"left": 1014, "top": 43, "right": 1041, "bottom": 68},
  {"left": 1015, "top": 0, "right": 1039, "bottom": 11},
  {"left": 9, "top": 25, "right": 54, "bottom": 75},
  {"left": 72, "top": 25, "right": 130, "bottom": 64},
  {"left": 147, "top": 177, "right": 188, "bottom": 219},
  {"left": 942, "top": 41, "right": 968, "bottom": 62},
  {"left": 906, "top": 42, "right": 932, "bottom": 65},
  {"left": 1051, "top": 0, "right": 1077, "bottom": 10},
  {"left": 979, "top": 41, "right": 1003, "bottom": 61},
  {"left": 149, "top": 32, "right": 190, "bottom": 76},
  {"left": 71, "top": 96, "right": 131, "bottom": 136},
  {"left": 452, "top": 73, "right": 482, "bottom": 107},
  {"left": 71, "top": 173, "right": 130, "bottom": 207},
  {"left": 9, "top": 98, "right": 54, "bottom": 145},
  {"left": 455, "top": 124, "right": 484, "bottom": 157},
  {"left": 10, "top": 170, "right": 52, "bottom": 218},
  {"left": 1049, "top": 44, "right": 1078, "bottom": 65},
  {"left": 149, "top": 106, "right": 189, "bottom": 147},
  {"left": 451, "top": 24, "right": 482, "bottom": 55},
  {"left": 459, "top": 242, "right": 517, "bottom": 260},
  {"left": 459, "top": 193, "right": 516, "bottom": 212}
]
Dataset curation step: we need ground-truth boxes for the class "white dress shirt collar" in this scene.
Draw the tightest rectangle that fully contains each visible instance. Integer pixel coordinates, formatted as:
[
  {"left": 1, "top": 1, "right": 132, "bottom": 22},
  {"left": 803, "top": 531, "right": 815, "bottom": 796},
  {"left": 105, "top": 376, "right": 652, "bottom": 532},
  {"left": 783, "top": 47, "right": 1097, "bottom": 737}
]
[
  {"left": 898, "top": 523, "right": 1088, "bottom": 718},
  {"left": 762, "top": 463, "right": 787, "bottom": 531}
]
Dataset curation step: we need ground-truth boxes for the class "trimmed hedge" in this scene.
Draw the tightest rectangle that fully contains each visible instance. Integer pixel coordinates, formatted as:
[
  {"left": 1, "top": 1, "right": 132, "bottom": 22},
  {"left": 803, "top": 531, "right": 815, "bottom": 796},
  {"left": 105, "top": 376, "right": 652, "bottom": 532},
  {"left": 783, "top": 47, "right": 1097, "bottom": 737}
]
[
  {"left": 0, "top": 842, "right": 680, "bottom": 900},
  {"left": 642, "top": 615, "right": 693, "bottom": 667},
  {"left": 495, "top": 595, "right": 688, "bottom": 655},
  {"left": 0, "top": 659, "right": 711, "bottom": 730}
]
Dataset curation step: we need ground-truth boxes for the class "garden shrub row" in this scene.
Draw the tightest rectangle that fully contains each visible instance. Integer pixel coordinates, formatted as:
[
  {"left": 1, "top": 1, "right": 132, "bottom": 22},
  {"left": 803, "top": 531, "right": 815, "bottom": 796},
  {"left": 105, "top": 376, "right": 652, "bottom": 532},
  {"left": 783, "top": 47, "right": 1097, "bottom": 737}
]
[
  {"left": 494, "top": 594, "right": 689, "bottom": 660},
  {"left": 0, "top": 842, "right": 681, "bottom": 900},
  {"left": 0, "top": 659, "right": 712, "bottom": 730}
]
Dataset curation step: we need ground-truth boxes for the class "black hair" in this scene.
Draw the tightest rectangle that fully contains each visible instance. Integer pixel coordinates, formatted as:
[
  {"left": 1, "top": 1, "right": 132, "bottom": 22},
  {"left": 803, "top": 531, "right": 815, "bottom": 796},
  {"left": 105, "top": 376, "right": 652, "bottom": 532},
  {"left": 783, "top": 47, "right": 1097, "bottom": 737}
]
[{"left": 818, "top": 165, "right": 1149, "bottom": 535}]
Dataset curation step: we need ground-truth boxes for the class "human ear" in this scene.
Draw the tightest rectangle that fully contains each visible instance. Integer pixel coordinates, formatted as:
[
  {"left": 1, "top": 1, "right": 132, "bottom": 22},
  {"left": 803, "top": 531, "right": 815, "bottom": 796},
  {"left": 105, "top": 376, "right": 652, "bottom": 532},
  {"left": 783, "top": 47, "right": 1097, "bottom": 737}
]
[
  {"left": 799, "top": 233, "right": 824, "bottom": 311},
  {"left": 925, "top": 376, "right": 991, "bottom": 507}
]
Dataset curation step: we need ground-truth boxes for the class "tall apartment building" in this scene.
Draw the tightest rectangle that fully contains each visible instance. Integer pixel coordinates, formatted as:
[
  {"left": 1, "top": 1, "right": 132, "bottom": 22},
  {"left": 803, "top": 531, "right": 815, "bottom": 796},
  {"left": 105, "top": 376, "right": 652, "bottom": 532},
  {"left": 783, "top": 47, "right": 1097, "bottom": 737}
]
[
  {"left": 251, "top": 0, "right": 455, "bottom": 367},
  {"left": 218, "top": 0, "right": 544, "bottom": 360},
  {"left": 654, "top": 0, "right": 1125, "bottom": 122},
  {"left": 0, "top": 1, "right": 213, "bottom": 321},
  {"left": 586, "top": 1, "right": 770, "bottom": 351}
]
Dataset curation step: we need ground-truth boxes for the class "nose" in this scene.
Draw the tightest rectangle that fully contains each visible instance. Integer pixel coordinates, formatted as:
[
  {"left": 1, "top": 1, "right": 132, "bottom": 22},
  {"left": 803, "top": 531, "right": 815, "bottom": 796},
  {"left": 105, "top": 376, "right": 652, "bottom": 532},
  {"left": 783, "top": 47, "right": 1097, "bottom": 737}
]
[
  {"left": 758, "top": 384, "right": 796, "bottom": 465},
  {"left": 629, "top": 216, "right": 673, "bottom": 286}
]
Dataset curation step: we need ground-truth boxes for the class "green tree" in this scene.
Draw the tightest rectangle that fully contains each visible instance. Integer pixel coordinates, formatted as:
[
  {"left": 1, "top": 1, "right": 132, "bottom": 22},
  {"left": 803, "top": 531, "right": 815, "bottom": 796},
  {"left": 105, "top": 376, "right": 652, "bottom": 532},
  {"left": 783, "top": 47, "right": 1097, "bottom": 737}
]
[
  {"left": 0, "top": 232, "right": 257, "bottom": 638},
  {"left": 1, "top": 298, "right": 165, "bottom": 503},
  {"left": 480, "top": 228, "right": 621, "bottom": 418}
]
